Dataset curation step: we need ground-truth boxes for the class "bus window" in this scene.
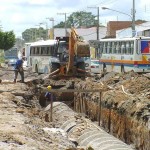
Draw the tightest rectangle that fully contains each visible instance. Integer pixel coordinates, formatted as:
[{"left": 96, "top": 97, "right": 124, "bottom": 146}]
[
  {"left": 126, "top": 42, "right": 130, "bottom": 54},
  {"left": 121, "top": 42, "right": 126, "bottom": 54},
  {"left": 30, "top": 47, "right": 35, "bottom": 55},
  {"left": 36, "top": 47, "right": 40, "bottom": 55},
  {"left": 41, "top": 46, "right": 47, "bottom": 55},
  {"left": 103, "top": 42, "right": 107, "bottom": 54},
  {"left": 107, "top": 42, "right": 112, "bottom": 54},
  {"left": 41, "top": 47, "right": 45, "bottom": 55},
  {"left": 47, "top": 47, "right": 51, "bottom": 55},
  {"left": 116, "top": 42, "right": 121, "bottom": 54},
  {"left": 44, "top": 47, "right": 48, "bottom": 55},
  {"left": 51, "top": 46, "right": 54, "bottom": 56},
  {"left": 130, "top": 41, "right": 134, "bottom": 54},
  {"left": 39, "top": 47, "right": 42, "bottom": 55},
  {"left": 136, "top": 40, "right": 140, "bottom": 54},
  {"left": 99, "top": 42, "right": 103, "bottom": 54},
  {"left": 112, "top": 42, "right": 116, "bottom": 53},
  {"left": 110, "top": 42, "right": 112, "bottom": 53}
]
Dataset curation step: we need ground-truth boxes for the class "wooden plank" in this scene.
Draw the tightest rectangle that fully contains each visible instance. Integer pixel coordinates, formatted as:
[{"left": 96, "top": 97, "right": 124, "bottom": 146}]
[{"left": 41, "top": 88, "right": 103, "bottom": 93}]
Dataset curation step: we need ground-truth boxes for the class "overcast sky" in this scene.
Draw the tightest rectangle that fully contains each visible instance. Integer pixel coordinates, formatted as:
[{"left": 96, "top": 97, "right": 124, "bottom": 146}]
[{"left": 0, "top": 0, "right": 150, "bottom": 38}]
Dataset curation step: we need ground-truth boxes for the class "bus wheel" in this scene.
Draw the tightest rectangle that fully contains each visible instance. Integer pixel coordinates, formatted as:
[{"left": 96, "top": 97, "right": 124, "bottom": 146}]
[
  {"left": 103, "top": 63, "right": 107, "bottom": 74},
  {"left": 121, "top": 65, "right": 125, "bottom": 73},
  {"left": 35, "top": 64, "right": 38, "bottom": 73}
]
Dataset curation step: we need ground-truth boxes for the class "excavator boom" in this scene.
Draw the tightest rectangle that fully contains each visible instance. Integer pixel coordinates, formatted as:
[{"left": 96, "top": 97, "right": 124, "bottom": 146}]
[{"left": 67, "top": 28, "right": 90, "bottom": 74}]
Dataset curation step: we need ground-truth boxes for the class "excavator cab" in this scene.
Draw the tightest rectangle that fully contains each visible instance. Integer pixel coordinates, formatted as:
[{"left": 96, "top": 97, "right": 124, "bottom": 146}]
[{"left": 51, "top": 28, "right": 91, "bottom": 78}]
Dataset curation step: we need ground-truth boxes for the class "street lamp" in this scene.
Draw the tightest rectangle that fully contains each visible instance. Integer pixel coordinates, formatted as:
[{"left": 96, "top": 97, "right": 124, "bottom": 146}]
[
  {"left": 39, "top": 22, "right": 48, "bottom": 39},
  {"left": 46, "top": 17, "right": 54, "bottom": 39},
  {"left": 57, "top": 13, "right": 67, "bottom": 36},
  {"left": 102, "top": 4, "right": 136, "bottom": 37},
  {"left": 88, "top": 6, "right": 100, "bottom": 40}
]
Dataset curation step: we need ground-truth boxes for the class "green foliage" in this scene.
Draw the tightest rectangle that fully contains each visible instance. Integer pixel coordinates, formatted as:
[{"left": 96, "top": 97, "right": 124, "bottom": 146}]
[
  {"left": 0, "top": 30, "right": 16, "bottom": 50},
  {"left": 22, "top": 27, "right": 48, "bottom": 42},
  {"left": 54, "top": 21, "right": 65, "bottom": 28},
  {"left": 55, "top": 11, "right": 97, "bottom": 28},
  {"left": 0, "top": 49, "right": 5, "bottom": 63}
]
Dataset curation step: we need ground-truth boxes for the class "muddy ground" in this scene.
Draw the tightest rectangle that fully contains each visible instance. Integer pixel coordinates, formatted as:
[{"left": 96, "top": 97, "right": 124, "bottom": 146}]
[
  {"left": 0, "top": 66, "right": 90, "bottom": 150},
  {"left": 0, "top": 66, "right": 149, "bottom": 150}
]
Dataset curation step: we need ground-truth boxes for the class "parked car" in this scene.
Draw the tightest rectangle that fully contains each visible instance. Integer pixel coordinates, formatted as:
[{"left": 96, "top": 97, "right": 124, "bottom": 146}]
[
  {"left": 91, "top": 59, "right": 101, "bottom": 74},
  {"left": 5, "top": 56, "right": 18, "bottom": 66}
]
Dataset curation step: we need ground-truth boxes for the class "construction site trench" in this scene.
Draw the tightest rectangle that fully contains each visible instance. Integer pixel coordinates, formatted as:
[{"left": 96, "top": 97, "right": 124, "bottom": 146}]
[{"left": 0, "top": 67, "right": 149, "bottom": 150}]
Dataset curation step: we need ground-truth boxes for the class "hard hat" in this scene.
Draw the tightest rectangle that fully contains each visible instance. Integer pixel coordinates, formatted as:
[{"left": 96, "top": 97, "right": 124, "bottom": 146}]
[{"left": 47, "top": 85, "right": 52, "bottom": 91}]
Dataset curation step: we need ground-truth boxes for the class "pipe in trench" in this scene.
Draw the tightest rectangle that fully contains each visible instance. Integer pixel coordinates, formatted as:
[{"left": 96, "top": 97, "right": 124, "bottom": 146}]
[{"left": 46, "top": 102, "right": 134, "bottom": 150}]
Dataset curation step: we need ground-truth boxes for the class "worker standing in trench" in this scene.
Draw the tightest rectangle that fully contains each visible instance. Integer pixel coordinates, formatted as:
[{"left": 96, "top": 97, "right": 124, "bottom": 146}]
[
  {"left": 45, "top": 85, "right": 53, "bottom": 121},
  {"left": 45, "top": 85, "right": 53, "bottom": 105},
  {"left": 14, "top": 57, "right": 24, "bottom": 83}
]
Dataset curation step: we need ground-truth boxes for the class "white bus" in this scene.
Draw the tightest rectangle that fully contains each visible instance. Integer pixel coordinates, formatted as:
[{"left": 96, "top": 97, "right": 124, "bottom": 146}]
[
  {"left": 29, "top": 40, "right": 63, "bottom": 74},
  {"left": 99, "top": 36, "right": 150, "bottom": 73}
]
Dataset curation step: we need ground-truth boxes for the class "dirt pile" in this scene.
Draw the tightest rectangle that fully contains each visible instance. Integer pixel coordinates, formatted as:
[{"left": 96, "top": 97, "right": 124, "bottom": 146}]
[
  {"left": 0, "top": 86, "right": 77, "bottom": 150},
  {"left": 0, "top": 66, "right": 149, "bottom": 150},
  {"left": 74, "top": 72, "right": 150, "bottom": 150}
]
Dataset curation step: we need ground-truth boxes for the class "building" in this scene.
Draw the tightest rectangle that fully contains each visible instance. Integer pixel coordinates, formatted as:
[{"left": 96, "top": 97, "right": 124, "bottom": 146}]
[
  {"left": 116, "top": 21, "right": 150, "bottom": 38},
  {"left": 105, "top": 21, "right": 145, "bottom": 38},
  {"left": 106, "top": 21, "right": 132, "bottom": 38}
]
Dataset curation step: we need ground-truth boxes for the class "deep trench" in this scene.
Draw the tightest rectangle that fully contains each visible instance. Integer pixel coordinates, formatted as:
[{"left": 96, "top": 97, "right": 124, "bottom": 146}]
[
  {"left": 39, "top": 85, "right": 75, "bottom": 108},
  {"left": 26, "top": 79, "right": 136, "bottom": 150}
]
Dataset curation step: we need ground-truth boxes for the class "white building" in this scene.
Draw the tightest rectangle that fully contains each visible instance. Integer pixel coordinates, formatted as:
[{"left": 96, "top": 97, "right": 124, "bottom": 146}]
[{"left": 116, "top": 21, "right": 150, "bottom": 38}]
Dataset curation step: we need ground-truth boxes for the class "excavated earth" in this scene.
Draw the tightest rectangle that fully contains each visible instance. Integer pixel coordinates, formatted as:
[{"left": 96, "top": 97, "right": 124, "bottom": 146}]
[{"left": 0, "top": 66, "right": 149, "bottom": 150}]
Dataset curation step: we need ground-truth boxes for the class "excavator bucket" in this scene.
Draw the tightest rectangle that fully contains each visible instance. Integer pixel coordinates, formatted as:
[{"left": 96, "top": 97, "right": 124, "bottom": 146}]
[{"left": 74, "top": 41, "right": 90, "bottom": 57}]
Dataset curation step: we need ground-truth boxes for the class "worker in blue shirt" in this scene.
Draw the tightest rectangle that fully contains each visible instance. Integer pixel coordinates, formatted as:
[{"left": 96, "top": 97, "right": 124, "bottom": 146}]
[{"left": 14, "top": 57, "right": 24, "bottom": 83}]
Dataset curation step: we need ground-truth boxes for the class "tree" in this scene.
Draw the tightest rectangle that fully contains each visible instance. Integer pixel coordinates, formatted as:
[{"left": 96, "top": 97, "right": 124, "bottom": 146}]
[
  {"left": 21, "top": 11, "right": 101, "bottom": 41},
  {"left": 0, "top": 31, "right": 16, "bottom": 50},
  {"left": 54, "top": 11, "right": 97, "bottom": 28},
  {"left": 22, "top": 27, "right": 47, "bottom": 42}
]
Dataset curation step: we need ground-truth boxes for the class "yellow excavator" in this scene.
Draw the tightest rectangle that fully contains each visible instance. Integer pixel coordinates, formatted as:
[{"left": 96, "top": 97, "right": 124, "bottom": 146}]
[{"left": 50, "top": 27, "right": 90, "bottom": 78}]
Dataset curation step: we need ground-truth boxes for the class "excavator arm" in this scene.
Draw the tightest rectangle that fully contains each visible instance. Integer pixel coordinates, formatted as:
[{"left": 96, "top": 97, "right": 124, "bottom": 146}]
[{"left": 67, "top": 27, "right": 90, "bottom": 74}]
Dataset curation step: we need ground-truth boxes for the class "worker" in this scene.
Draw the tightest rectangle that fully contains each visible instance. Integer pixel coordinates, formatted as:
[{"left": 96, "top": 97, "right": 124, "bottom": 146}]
[
  {"left": 14, "top": 57, "right": 24, "bottom": 83},
  {"left": 45, "top": 85, "right": 53, "bottom": 106}
]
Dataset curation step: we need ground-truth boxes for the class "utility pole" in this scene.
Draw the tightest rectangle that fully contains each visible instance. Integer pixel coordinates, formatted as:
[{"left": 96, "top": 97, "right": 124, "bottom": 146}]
[
  {"left": 57, "top": 12, "right": 67, "bottom": 36},
  {"left": 97, "top": 7, "right": 99, "bottom": 40},
  {"left": 132, "top": 0, "right": 136, "bottom": 37},
  {"left": 88, "top": 6, "right": 100, "bottom": 40},
  {"left": 39, "top": 22, "right": 48, "bottom": 40},
  {"left": 46, "top": 17, "right": 54, "bottom": 39}
]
